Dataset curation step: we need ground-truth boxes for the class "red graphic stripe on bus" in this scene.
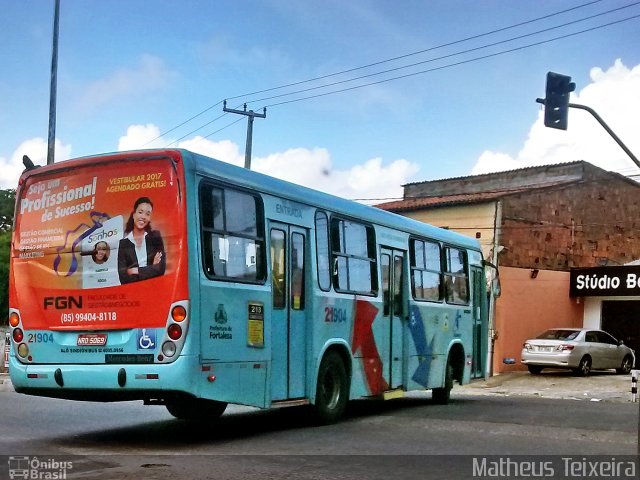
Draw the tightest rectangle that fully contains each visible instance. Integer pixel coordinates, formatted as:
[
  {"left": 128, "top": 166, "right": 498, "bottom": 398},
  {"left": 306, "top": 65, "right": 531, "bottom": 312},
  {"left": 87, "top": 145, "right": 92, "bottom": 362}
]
[{"left": 352, "top": 300, "right": 388, "bottom": 395}]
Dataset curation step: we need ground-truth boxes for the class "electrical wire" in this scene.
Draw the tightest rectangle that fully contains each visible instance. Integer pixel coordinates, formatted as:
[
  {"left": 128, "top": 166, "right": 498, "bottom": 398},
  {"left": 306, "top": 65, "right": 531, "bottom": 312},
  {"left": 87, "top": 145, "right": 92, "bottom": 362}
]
[
  {"left": 262, "top": 12, "right": 640, "bottom": 109},
  {"left": 223, "top": 0, "right": 607, "bottom": 102},
  {"left": 150, "top": 0, "right": 628, "bottom": 144},
  {"left": 194, "top": 7, "right": 640, "bottom": 139},
  {"left": 242, "top": 2, "right": 640, "bottom": 107}
]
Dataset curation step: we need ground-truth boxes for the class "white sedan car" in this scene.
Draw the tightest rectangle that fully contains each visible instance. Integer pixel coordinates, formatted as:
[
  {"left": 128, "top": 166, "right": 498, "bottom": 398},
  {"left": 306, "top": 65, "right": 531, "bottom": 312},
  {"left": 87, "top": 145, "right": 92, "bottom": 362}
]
[{"left": 521, "top": 328, "right": 635, "bottom": 376}]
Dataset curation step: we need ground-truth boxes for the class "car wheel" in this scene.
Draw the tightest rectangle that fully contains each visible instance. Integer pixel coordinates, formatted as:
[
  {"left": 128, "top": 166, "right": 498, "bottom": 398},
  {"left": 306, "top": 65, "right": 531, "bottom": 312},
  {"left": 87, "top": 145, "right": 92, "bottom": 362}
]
[
  {"left": 616, "top": 355, "right": 633, "bottom": 375},
  {"left": 573, "top": 356, "right": 591, "bottom": 377},
  {"left": 527, "top": 365, "right": 543, "bottom": 375}
]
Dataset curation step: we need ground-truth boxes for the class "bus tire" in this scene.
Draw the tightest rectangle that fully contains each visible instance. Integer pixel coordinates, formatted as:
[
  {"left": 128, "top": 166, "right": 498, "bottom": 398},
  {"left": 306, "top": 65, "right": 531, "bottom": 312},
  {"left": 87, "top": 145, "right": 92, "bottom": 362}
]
[
  {"left": 165, "top": 397, "right": 228, "bottom": 420},
  {"left": 313, "top": 350, "right": 349, "bottom": 425},
  {"left": 432, "top": 358, "right": 454, "bottom": 405}
]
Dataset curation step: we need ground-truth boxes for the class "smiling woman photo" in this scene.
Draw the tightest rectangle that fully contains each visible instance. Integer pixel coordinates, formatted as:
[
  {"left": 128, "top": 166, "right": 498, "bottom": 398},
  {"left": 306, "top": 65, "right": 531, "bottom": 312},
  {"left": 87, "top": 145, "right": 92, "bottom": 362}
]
[
  {"left": 91, "top": 241, "right": 110, "bottom": 265},
  {"left": 117, "top": 196, "right": 166, "bottom": 284}
]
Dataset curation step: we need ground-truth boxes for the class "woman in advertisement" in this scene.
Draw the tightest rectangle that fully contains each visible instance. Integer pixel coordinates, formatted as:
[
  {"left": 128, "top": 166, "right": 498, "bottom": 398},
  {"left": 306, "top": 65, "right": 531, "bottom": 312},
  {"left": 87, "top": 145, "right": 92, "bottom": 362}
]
[
  {"left": 117, "top": 196, "right": 166, "bottom": 284},
  {"left": 91, "top": 241, "right": 110, "bottom": 264}
]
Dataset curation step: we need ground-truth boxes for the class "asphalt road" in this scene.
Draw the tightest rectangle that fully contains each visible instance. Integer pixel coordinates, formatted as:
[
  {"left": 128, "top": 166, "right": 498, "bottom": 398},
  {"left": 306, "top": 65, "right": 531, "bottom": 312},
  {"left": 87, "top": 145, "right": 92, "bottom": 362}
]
[{"left": 0, "top": 382, "right": 637, "bottom": 480}]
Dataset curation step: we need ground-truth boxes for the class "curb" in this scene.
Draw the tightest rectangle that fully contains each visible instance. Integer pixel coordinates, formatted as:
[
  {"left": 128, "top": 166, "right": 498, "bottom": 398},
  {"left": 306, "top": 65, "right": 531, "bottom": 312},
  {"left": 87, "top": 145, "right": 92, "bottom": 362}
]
[{"left": 0, "top": 372, "right": 13, "bottom": 392}]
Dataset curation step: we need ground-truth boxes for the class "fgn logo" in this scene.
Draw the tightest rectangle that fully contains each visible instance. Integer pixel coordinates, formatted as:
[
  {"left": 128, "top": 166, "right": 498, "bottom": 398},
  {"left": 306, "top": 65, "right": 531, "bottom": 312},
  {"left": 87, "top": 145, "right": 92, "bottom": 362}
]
[
  {"left": 44, "top": 296, "right": 82, "bottom": 310},
  {"left": 137, "top": 329, "right": 156, "bottom": 350}
]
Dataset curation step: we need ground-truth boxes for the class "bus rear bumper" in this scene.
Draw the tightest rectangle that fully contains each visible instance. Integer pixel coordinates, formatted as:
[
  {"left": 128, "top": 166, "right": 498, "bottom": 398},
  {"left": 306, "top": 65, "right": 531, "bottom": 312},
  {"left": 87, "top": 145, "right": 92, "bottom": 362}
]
[{"left": 8, "top": 355, "right": 199, "bottom": 402}]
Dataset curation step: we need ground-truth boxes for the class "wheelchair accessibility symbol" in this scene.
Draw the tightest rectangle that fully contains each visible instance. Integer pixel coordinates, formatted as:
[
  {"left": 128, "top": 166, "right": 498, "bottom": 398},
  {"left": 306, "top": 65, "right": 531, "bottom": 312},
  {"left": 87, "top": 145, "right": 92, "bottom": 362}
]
[{"left": 137, "top": 329, "right": 156, "bottom": 350}]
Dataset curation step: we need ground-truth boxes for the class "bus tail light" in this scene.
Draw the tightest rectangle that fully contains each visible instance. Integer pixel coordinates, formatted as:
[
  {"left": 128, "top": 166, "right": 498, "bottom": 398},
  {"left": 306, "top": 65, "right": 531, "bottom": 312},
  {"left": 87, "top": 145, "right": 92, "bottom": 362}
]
[
  {"left": 13, "top": 328, "right": 24, "bottom": 343},
  {"left": 167, "top": 324, "right": 182, "bottom": 341},
  {"left": 17, "top": 343, "right": 29, "bottom": 358},
  {"left": 171, "top": 305, "right": 187, "bottom": 322},
  {"left": 156, "top": 300, "right": 189, "bottom": 364},
  {"left": 162, "top": 341, "right": 177, "bottom": 358},
  {"left": 9, "top": 312, "right": 20, "bottom": 327}
]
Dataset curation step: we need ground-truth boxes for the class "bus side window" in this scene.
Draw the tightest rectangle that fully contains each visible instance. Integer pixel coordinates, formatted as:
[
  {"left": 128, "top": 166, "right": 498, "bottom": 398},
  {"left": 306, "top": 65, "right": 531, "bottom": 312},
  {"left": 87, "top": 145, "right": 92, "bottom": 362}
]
[
  {"left": 330, "top": 218, "right": 377, "bottom": 295},
  {"left": 444, "top": 247, "right": 469, "bottom": 305},
  {"left": 199, "top": 183, "right": 265, "bottom": 282},
  {"left": 291, "top": 233, "right": 305, "bottom": 310},
  {"left": 381, "top": 253, "right": 391, "bottom": 316},
  {"left": 410, "top": 238, "right": 442, "bottom": 302},
  {"left": 315, "top": 211, "right": 331, "bottom": 291},
  {"left": 271, "top": 229, "right": 286, "bottom": 309}
]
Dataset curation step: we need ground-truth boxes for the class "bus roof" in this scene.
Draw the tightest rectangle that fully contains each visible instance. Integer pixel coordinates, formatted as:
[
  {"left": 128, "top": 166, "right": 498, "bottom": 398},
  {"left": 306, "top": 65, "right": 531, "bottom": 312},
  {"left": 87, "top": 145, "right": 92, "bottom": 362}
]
[
  {"left": 19, "top": 148, "right": 481, "bottom": 252},
  {"left": 182, "top": 149, "right": 481, "bottom": 252}
]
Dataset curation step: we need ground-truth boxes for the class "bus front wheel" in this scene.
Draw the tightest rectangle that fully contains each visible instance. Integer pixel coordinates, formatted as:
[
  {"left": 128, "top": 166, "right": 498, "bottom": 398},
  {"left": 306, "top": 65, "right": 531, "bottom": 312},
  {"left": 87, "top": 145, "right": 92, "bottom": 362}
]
[
  {"left": 313, "top": 351, "right": 349, "bottom": 424},
  {"left": 432, "top": 359, "right": 454, "bottom": 405},
  {"left": 165, "top": 397, "right": 228, "bottom": 420}
]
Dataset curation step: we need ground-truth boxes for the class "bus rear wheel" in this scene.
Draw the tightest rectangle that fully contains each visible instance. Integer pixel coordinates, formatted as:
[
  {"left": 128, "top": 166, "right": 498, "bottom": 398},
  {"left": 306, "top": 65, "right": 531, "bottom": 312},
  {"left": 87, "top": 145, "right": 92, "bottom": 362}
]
[
  {"left": 313, "top": 351, "right": 349, "bottom": 425},
  {"left": 165, "top": 397, "right": 228, "bottom": 420}
]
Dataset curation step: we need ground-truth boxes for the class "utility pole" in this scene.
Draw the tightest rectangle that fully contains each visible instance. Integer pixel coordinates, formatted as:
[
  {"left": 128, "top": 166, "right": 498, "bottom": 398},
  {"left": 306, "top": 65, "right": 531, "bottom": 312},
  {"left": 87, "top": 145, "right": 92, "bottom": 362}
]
[
  {"left": 223, "top": 101, "right": 266, "bottom": 169},
  {"left": 47, "top": 0, "right": 60, "bottom": 165}
]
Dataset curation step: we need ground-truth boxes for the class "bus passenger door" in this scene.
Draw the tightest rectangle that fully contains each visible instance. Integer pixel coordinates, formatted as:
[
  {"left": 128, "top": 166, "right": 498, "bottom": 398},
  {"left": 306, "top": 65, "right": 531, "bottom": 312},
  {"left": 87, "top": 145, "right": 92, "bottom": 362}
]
[
  {"left": 381, "top": 248, "right": 406, "bottom": 390},
  {"left": 269, "top": 223, "right": 307, "bottom": 401},
  {"left": 471, "top": 266, "right": 486, "bottom": 378}
]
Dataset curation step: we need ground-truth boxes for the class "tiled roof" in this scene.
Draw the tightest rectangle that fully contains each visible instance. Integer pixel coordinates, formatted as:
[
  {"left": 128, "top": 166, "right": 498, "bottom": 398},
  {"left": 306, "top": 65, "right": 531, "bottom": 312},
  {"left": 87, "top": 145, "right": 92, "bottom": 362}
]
[
  {"left": 401, "top": 161, "right": 586, "bottom": 187},
  {"left": 376, "top": 190, "right": 518, "bottom": 212}
]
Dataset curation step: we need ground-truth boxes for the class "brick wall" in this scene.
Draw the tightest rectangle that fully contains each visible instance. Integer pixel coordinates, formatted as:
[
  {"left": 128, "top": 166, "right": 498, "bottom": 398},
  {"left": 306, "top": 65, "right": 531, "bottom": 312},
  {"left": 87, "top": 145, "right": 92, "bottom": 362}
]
[{"left": 499, "top": 176, "right": 640, "bottom": 270}]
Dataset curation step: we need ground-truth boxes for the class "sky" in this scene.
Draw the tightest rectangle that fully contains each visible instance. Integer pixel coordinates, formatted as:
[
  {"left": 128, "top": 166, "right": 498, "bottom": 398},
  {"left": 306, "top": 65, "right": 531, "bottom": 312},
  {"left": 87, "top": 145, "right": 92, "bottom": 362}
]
[{"left": 1, "top": 0, "right": 639, "bottom": 202}]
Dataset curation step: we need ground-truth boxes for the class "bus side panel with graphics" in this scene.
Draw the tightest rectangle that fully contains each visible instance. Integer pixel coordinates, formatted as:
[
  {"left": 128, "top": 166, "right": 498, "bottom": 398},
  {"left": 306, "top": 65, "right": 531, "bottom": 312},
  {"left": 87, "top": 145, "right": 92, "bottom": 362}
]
[{"left": 9, "top": 149, "right": 488, "bottom": 422}]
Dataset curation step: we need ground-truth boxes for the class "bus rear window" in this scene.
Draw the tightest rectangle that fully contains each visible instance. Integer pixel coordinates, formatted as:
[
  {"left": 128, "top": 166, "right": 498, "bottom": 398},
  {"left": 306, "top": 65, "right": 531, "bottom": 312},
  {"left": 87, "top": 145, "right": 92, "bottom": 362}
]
[{"left": 200, "top": 183, "right": 265, "bottom": 282}]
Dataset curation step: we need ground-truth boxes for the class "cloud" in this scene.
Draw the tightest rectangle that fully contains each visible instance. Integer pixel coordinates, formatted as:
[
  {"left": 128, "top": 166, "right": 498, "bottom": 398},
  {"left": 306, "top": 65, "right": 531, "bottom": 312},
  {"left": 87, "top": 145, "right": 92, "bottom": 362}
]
[
  {"left": 73, "top": 55, "right": 176, "bottom": 114},
  {"left": 117, "top": 124, "right": 418, "bottom": 202},
  {"left": 117, "top": 124, "right": 167, "bottom": 151},
  {"left": 0, "top": 138, "right": 72, "bottom": 189},
  {"left": 472, "top": 59, "right": 640, "bottom": 176}
]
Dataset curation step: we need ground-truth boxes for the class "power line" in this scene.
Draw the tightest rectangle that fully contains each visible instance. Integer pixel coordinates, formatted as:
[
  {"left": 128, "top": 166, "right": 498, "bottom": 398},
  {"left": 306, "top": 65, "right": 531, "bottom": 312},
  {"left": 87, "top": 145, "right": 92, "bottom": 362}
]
[
  {"left": 144, "top": 101, "right": 223, "bottom": 147},
  {"left": 224, "top": 0, "right": 607, "bottom": 103},
  {"left": 166, "top": 116, "right": 246, "bottom": 146},
  {"left": 149, "top": 0, "right": 619, "bottom": 144},
  {"left": 262, "top": 12, "right": 640, "bottom": 109},
  {"left": 194, "top": 7, "right": 640, "bottom": 139},
  {"left": 167, "top": 111, "right": 229, "bottom": 145},
  {"left": 243, "top": 2, "right": 640, "bottom": 107}
]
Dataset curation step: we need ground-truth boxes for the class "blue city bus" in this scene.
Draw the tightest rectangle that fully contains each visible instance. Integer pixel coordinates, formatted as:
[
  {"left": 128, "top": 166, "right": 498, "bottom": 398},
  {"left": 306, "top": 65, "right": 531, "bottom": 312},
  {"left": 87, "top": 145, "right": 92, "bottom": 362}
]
[{"left": 8, "top": 148, "right": 488, "bottom": 423}]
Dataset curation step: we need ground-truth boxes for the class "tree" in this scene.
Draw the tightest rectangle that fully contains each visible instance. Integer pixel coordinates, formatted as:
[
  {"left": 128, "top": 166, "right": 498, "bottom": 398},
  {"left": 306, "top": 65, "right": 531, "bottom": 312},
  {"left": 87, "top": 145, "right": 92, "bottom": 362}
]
[
  {"left": 0, "top": 230, "right": 9, "bottom": 325},
  {"left": 0, "top": 188, "right": 15, "bottom": 325},
  {"left": 0, "top": 188, "right": 16, "bottom": 233}
]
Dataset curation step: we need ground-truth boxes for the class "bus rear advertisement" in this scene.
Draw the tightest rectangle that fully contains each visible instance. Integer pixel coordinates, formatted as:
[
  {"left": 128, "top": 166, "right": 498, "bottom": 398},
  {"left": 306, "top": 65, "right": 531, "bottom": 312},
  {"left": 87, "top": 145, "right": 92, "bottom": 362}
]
[
  {"left": 8, "top": 149, "right": 488, "bottom": 424},
  {"left": 10, "top": 152, "right": 188, "bottom": 366}
]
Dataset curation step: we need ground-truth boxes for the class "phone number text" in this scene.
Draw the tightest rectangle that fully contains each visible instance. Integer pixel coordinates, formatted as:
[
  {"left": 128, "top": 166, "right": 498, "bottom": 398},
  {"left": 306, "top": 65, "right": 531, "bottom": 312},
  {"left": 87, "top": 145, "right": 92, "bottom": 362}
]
[{"left": 61, "top": 312, "right": 118, "bottom": 324}]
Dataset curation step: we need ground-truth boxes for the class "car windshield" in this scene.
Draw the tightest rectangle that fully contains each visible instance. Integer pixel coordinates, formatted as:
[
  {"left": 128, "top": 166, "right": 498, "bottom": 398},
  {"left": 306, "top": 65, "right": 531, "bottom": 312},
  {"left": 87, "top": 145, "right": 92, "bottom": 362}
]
[{"left": 536, "top": 329, "right": 580, "bottom": 341}]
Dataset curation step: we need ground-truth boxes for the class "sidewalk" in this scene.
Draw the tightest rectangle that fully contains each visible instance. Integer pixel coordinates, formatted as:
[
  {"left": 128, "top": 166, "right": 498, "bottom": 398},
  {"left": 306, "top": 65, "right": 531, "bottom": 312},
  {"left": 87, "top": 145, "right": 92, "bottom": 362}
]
[
  {"left": 458, "top": 369, "right": 637, "bottom": 403},
  {"left": 0, "top": 372, "right": 11, "bottom": 393}
]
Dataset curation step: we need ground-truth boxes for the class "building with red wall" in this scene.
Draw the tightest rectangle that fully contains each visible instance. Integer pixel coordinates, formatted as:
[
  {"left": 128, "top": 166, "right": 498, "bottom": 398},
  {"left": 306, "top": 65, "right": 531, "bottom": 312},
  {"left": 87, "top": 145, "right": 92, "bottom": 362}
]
[{"left": 378, "top": 161, "right": 640, "bottom": 374}]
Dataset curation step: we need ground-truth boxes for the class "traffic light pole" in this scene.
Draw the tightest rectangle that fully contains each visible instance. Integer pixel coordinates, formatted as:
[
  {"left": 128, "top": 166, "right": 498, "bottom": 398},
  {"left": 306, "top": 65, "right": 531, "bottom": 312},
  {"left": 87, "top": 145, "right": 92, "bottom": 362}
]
[{"left": 536, "top": 98, "right": 640, "bottom": 169}]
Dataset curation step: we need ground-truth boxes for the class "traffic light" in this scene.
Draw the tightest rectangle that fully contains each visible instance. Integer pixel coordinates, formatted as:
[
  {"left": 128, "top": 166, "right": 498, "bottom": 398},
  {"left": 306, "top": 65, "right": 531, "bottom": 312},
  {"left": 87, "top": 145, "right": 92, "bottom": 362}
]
[{"left": 543, "top": 72, "right": 575, "bottom": 130}]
